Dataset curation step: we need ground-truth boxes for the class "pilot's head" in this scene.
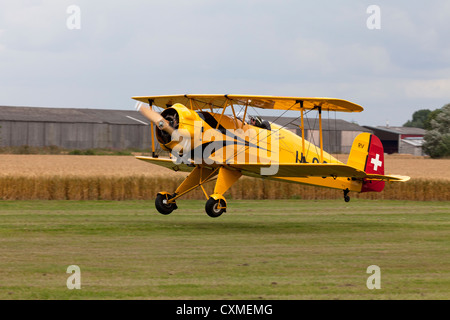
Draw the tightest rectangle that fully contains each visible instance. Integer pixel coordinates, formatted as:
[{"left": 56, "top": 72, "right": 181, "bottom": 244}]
[{"left": 250, "top": 116, "right": 262, "bottom": 127}]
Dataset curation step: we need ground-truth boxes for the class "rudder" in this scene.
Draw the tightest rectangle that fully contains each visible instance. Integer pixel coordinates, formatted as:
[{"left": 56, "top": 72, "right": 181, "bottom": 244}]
[{"left": 347, "top": 132, "right": 385, "bottom": 192}]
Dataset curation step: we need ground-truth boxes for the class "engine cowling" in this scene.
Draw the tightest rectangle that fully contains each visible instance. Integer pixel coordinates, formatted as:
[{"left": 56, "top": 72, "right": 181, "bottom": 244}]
[{"left": 154, "top": 103, "right": 200, "bottom": 152}]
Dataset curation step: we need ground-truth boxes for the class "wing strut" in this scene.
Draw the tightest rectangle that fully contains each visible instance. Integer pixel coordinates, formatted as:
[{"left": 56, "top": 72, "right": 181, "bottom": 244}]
[
  {"left": 241, "top": 100, "right": 249, "bottom": 129},
  {"left": 216, "top": 99, "right": 228, "bottom": 129},
  {"left": 297, "top": 100, "right": 306, "bottom": 158},
  {"left": 148, "top": 99, "right": 157, "bottom": 158},
  {"left": 318, "top": 106, "right": 324, "bottom": 163},
  {"left": 230, "top": 102, "right": 238, "bottom": 129}
]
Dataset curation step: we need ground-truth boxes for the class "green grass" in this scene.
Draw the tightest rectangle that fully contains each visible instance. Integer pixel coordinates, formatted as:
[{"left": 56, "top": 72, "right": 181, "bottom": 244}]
[{"left": 0, "top": 199, "right": 448, "bottom": 299}]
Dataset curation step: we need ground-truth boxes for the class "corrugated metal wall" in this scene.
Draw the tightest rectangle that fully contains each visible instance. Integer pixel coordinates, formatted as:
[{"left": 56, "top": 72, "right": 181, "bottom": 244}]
[
  {"left": 308, "top": 129, "right": 343, "bottom": 154},
  {"left": 0, "top": 121, "right": 156, "bottom": 150}
]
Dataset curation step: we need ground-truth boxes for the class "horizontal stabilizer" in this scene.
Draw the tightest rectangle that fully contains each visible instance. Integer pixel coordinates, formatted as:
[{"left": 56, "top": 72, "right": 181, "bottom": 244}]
[{"left": 364, "top": 174, "right": 411, "bottom": 182}]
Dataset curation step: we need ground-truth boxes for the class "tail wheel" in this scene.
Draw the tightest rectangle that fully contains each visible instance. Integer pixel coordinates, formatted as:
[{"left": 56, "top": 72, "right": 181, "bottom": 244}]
[
  {"left": 343, "top": 188, "right": 350, "bottom": 202},
  {"left": 205, "top": 197, "right": 226, "bottom": 218},
  {"left": 155, "top": 193, "right": 178, "bottom": 215}
]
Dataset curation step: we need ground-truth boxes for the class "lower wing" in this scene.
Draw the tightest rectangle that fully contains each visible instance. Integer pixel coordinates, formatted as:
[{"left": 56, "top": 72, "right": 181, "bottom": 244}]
[
  {"left": 228, "top": 163, "right": 410, "bottom": 182},
  {"left": 135, "top": 157, "right": 410, "bottom": 182},
  {"left": 136, "top": 156, "right": 195, "bottom": 173}
]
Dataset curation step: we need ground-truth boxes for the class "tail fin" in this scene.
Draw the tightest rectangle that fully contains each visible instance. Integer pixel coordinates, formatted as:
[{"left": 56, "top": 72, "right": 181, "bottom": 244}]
[{"left": 347, "top": 132, "right": 385, "bottom": 192}]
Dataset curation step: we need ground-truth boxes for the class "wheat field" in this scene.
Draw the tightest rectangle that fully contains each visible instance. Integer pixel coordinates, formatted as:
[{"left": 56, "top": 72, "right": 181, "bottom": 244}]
[
  {"left": 0, "top": 154, "right": 448, "bottom": 201},
  {"left": 0, "top": 155, "right": 183, "bottom": 177},
  {"left": 0, "top": 154, "right": 448, "bottom": 180}
]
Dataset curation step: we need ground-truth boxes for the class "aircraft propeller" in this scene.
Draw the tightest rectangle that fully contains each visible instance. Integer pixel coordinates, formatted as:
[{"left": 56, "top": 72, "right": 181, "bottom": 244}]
[{"left": 135, "top": 102, "right": 175, "bottom": 135}]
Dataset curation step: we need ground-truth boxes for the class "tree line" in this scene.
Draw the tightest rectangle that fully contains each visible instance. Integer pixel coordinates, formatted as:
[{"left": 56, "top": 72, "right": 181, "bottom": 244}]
[{"left": 403, "top": 104, "right": 450, "bottom": 158}]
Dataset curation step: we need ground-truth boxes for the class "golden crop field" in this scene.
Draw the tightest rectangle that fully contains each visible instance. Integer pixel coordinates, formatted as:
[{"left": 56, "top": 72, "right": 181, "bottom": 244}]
[
  {"left": 0, "top": 154, "right": 448, "bottom": 201},
  {"left": 0, "top": 155, "right": 183, "bottom": 177},
  {"left": 0, "top": 154, "right": 448, "bottom": 180},
  {"left": 332, "top": 153, "right": 450, "bottom": 181}
]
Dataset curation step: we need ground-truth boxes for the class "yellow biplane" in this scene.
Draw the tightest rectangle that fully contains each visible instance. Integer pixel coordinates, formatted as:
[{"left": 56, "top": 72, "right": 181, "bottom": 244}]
[{"left": 132, "top": 94, "right": 410, "bottom": 218}]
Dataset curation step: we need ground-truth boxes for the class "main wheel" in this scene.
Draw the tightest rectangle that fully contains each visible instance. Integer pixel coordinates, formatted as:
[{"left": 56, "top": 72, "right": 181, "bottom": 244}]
[
  {"left": 205, "top": 197, "right": 226, "bottom": 218},
  {"left": 155, "top": 193, "right": 177, "bottom": 215}
]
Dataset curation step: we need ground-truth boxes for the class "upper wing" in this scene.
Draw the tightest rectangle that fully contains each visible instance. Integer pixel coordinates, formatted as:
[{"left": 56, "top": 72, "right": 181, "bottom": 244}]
[{"left": 132, "top": 94, "right": 363, "bottom": 113}]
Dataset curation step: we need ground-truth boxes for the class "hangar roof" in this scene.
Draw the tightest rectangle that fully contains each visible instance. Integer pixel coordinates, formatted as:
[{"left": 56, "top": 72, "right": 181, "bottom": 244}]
[
  {"left": 364, "top": 126, "right": 426, "bottom": 136},
  {"left": 0, "top": 105, "right": 372, "bottom": 132},
  {"left": 0, "top": 105, "right": 150, "bottom": 125},
  {"left": 263, "top": 116, "right": 372, "bottom": 132}
]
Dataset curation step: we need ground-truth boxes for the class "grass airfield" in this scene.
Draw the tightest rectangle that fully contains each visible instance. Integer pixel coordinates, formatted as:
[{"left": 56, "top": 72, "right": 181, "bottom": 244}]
[{"left": 0, "top": 199, "right": 448, "bottom": 300}]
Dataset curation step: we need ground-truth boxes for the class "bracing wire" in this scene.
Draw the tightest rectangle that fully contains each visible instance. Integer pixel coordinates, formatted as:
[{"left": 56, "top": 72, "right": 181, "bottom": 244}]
[{"left": 225, "top": 101, "right": 300, "bottom": 163}]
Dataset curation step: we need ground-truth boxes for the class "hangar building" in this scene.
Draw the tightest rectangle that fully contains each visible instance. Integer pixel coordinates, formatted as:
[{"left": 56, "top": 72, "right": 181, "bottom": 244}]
[
  {"left": 264, "top": 116, "right": 373, "bottom": 154},
  {"left": 0, "top": 105, "right": 155, "bottom": 150},
  {"left": 363, "top": 126, "right": 426, "bottom": 155},
  {"left": 1, "top": 105, "right": 404, "bottom": 155}
]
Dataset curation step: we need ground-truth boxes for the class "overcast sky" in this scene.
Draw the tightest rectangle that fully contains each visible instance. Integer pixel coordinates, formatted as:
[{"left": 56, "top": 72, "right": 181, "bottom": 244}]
[{"left": 0, "top": 0, "right": 449, "bottom": 126}]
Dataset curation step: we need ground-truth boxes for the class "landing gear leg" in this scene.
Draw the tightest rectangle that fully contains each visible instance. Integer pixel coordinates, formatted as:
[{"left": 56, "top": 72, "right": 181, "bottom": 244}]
[
  {"left": 204, "top": 167, "right": 242, "bottom": 218},
  {"left": 154, "top": 166, "right": 218, "bottom": 216},
  {"left": 343, "top": 188, "right": 350, "bottom": 202}
]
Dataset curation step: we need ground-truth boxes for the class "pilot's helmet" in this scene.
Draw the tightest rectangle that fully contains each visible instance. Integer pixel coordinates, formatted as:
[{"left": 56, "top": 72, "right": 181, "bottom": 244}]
[{"left": 250, "top": 116, "right": 262, "bottom": 127}]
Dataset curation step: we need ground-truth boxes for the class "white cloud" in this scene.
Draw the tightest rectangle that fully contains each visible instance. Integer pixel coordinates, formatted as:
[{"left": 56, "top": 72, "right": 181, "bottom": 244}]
[
  {"left": 404, "top": 79, "right": 450, "bottom": 100},
  {"left": 0, "top": 1, "right": 68, "bottom": 51},
  {"left": 0, "top": 0, "right": 448, "bottom": 127}
]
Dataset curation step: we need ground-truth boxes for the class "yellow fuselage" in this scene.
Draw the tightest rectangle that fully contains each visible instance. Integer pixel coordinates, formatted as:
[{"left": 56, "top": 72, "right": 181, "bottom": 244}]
[{"left": 158, "top": 104, "right": 362, "bottom": 192}]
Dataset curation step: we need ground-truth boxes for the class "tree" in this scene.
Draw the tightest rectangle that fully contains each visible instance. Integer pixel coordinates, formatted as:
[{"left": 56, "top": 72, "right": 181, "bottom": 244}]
[
  {"left": 422, "top": 104, "right": 450, "bottom": 158},
  {"left": 424, "top": 106, "right": 445, "bottom": 130},
  {"left": 403, "top": 109, "right": 431, "bottom": 128}
]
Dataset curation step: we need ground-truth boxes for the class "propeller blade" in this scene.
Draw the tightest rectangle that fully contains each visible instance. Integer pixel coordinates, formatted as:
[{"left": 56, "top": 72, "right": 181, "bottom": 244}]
[{"left": 135, "top": 102, "right": 175, "bottom": 135}]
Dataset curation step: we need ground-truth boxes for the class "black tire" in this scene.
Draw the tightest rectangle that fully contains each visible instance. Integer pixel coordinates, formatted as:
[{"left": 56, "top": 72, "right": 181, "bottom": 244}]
[
  {"left": 155, "top": 193, "right": 177, "bottom": 215},
  {"left": 205, "top": 197, "right": 226, "bottom": 218},
  {"left": 344, "top": 195, "right": 350, "bottom": 202}
]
